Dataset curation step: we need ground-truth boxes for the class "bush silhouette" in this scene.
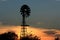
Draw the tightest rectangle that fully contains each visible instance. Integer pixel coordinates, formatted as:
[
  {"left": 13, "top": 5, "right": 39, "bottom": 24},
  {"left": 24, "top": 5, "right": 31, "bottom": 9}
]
[
  {"left": 20, "top": 34, "right": 40, "bottom": 40},
  {"left": 0, "top": 31, "right": 18, "bottom": 40},
  {"left": 55, "top": 37, "right": 59, "bottom": 40}
]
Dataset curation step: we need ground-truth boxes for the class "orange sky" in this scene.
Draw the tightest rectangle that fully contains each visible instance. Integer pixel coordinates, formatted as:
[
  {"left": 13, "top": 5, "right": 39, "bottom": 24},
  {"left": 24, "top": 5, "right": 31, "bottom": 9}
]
[{"left": 0, "top": 25, "right": 60, "bottom": 40}]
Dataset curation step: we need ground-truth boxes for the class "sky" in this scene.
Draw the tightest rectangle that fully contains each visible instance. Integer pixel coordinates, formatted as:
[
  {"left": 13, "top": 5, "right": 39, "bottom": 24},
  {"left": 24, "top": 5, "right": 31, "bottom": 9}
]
[
  {"left": 0, "top": 26, "right": 60, "bottom": 40},
  {"left": 0, "top": 0, "right": 60, "bottom": 29}
]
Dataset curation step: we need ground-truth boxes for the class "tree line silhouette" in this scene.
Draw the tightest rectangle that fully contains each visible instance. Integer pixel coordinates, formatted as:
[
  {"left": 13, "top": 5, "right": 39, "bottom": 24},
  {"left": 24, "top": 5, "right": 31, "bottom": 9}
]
[
  {"left": 0, "top": 31, "right": 41, "bottom": 40},
  {"left": 20, "top": 34, "right": 40, "bottom": 40},
  {"left": 0, "top": 31, "right": 59, "bottom": 40}
]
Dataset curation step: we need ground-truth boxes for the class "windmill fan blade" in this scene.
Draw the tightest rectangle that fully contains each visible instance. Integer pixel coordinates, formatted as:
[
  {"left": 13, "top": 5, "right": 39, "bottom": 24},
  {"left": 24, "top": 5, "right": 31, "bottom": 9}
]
[{"left": 20, "top": 4, "right": 31, "bottom": 17}]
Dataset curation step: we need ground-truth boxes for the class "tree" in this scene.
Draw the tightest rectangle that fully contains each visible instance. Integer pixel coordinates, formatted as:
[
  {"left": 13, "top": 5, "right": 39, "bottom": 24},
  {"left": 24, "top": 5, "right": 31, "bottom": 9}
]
[
  {"left": 0, "top": 31, "right": 18, "bottom": 40},
  {"left": 55, "top": 37, "right": 59, "bottom": 40},
  {"left": 20, "top": 34, "right": 40, "bottom": 40}
]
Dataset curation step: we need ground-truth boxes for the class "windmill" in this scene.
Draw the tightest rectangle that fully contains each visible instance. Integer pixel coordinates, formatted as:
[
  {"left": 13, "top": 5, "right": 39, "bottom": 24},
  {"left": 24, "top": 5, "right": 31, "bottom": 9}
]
[
  {"left": 20, "top": 4, "right": 40, "bottom": 40},
  {"left": 20, "top": 4, "right": 31, "bottom": 37}
]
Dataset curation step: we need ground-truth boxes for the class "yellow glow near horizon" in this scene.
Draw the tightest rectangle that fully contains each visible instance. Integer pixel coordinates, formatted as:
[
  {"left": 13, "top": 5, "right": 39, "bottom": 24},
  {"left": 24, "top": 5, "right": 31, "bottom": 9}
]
[{"left": 0, "top": 25, "right": 60, "bottom": 40}]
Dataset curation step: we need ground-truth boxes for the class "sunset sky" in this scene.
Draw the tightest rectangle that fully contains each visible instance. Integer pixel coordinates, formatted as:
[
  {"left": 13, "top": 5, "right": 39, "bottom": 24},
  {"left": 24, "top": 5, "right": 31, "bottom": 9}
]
[
  {"left": 0, "top": 0, "right": 60, "bottom": 40},
  {"left": 0, "top": 0, "right": 60, "bottom": 29},
  {"left": 0, "top": 26, "right": 60, "bottom": 40}
]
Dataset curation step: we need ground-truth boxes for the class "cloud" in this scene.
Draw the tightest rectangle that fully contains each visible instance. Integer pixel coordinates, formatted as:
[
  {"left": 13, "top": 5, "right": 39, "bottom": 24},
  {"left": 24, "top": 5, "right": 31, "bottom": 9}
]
[
  {"left": 43, "top": 30, "right": 57, "bottom": 36},
  {"left": 0, "top": 22, "right": 3, "bottom": 25},
  {"left": 55, "top": 34, "right": 60, "bottom": 37},
  {"left": 56, "top": 0, "right": 60, "bottom": 1},
  {"left": 37, "top": 22, "right": 44, "bottom": 25},
  {"left": 1, "top": 0, "right": 7, "bottom": 1}
]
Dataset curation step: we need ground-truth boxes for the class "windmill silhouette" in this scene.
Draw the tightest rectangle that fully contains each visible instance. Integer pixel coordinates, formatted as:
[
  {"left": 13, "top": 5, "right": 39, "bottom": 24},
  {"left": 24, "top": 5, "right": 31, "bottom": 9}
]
[
  {"left": 20, "top": 4, "right": 31, "bottom": 37},
  {"left": 20, "top": 4, "right": 40, "bottom": 40}
]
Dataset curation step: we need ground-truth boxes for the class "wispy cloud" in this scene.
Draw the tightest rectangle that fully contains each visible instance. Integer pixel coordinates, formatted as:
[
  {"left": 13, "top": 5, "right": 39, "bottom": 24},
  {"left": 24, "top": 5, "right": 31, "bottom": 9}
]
[
  {"left": 56, "top": 0, "right": 60, "bottom": 1},
  {"left": 1, "top": 0, "right": 7, "bottom": 1},
  {"left": 37, "top": 22, "right": 44, "bottom": 25},
  {"left": 43, "top": 30, "right": 57, "bottom": 36},
  {"left": 0, "top": 22, "right": 3, "bottom": 25}
]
